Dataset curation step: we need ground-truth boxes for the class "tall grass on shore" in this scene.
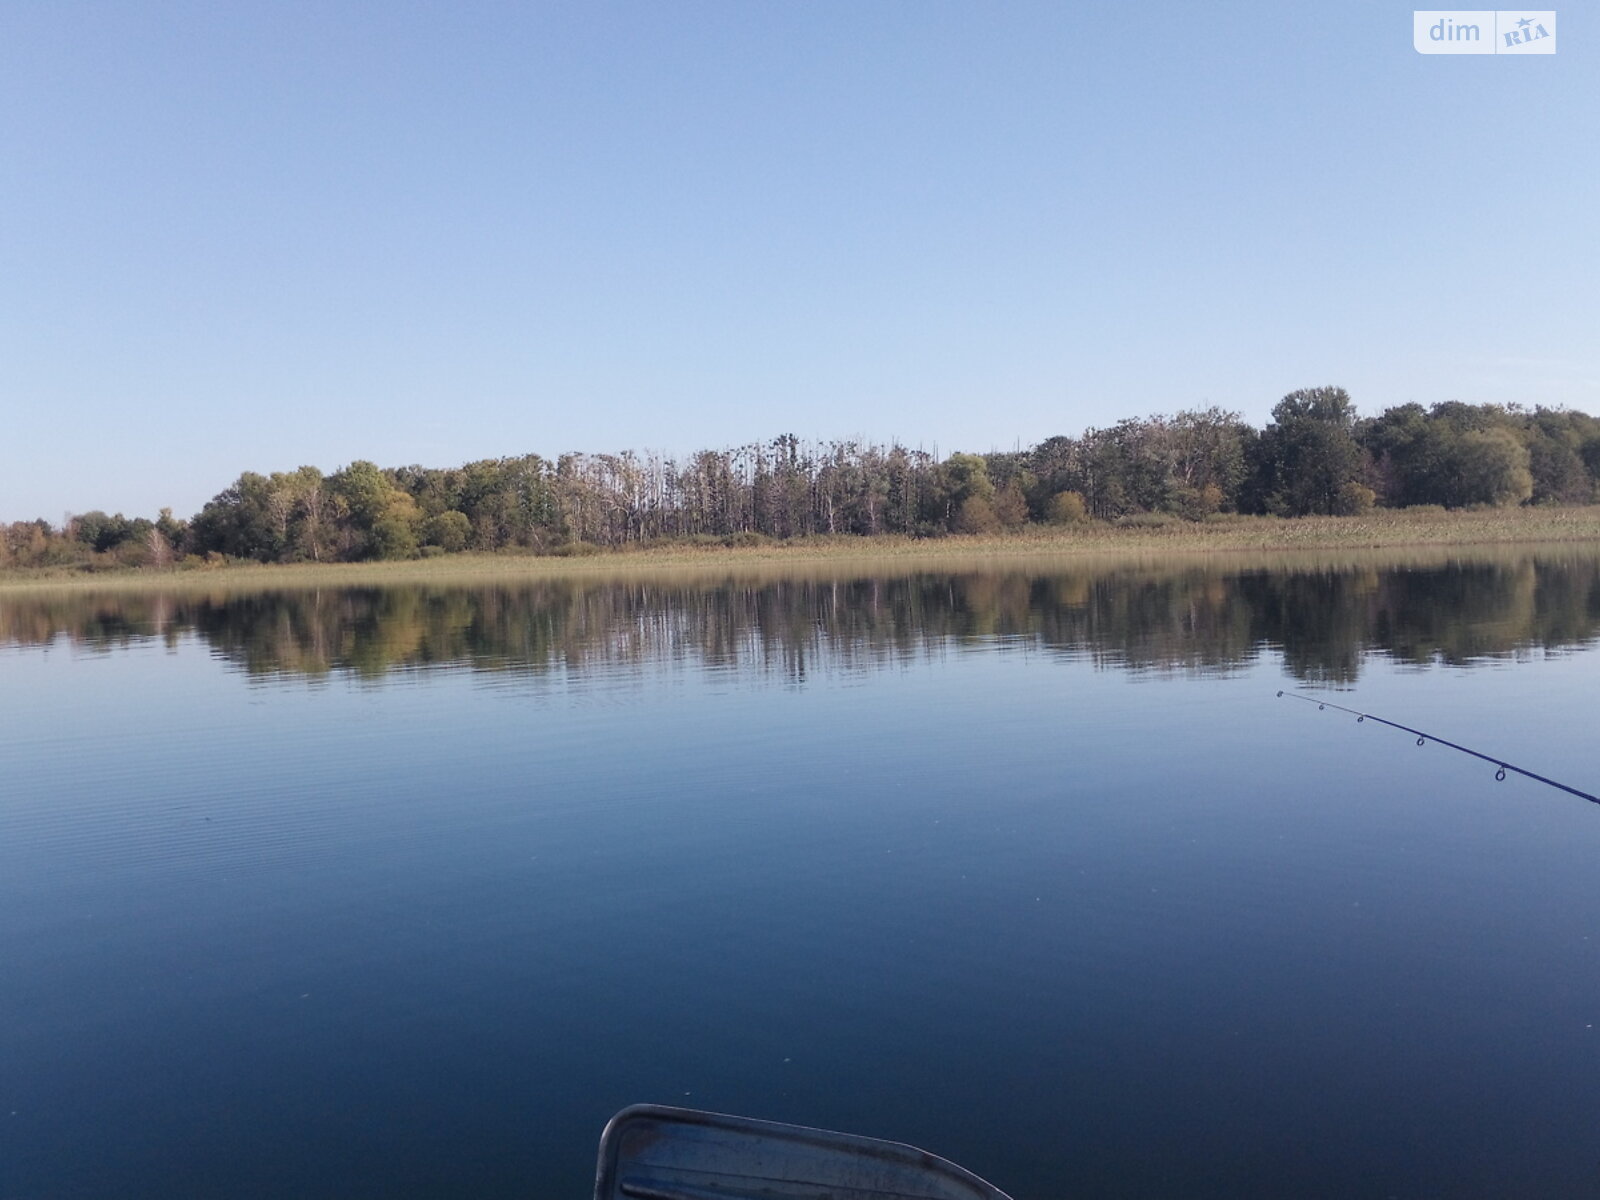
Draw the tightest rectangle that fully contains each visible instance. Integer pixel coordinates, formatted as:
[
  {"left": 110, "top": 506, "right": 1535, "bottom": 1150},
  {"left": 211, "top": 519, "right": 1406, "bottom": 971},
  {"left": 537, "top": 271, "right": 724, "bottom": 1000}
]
[{"left": 3, "top": 505, "right": 1599, "bottom": 593}]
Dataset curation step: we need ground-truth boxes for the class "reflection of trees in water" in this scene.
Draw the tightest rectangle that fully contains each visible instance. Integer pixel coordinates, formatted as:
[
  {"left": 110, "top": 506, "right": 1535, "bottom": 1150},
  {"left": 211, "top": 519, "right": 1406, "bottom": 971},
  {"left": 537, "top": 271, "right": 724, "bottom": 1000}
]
[
  {"left": 1240, "top": 568, "right": 1377, "bottom": 684},
  {"left": 1371, "top": 562, "right": 1537, "bottom": 668},
  {"left": 3, "top": 554, "right": 1598, "bottom": 684}
]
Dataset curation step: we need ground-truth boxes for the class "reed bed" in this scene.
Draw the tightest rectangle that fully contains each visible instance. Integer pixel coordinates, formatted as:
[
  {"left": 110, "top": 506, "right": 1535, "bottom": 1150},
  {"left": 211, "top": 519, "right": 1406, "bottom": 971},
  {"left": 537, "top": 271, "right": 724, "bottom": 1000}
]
[{"left": 4, "top": 505, "right": 1599, "bottom": 593}]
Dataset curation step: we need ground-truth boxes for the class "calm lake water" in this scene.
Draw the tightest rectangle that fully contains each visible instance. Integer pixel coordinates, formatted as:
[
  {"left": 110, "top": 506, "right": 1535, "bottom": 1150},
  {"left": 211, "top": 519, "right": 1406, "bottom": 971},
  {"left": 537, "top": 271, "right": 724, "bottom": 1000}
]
[{"left": 4, "top": 548, "right": 1600, "bottom": 1198}]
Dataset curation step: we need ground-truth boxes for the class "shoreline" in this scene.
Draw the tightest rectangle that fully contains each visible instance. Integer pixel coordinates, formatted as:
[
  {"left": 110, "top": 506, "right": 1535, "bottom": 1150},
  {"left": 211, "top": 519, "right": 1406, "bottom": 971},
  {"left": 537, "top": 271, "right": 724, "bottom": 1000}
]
[{"left": 4, "top": 506, "right": 1600, "bottom": 592}]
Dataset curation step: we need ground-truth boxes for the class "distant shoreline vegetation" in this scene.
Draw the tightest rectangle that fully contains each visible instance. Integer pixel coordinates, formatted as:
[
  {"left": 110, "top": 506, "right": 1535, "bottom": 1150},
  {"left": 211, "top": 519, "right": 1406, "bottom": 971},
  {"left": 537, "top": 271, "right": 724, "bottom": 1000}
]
[{"left": 5, "top": 389, "right": 1600, "bottom": 575}]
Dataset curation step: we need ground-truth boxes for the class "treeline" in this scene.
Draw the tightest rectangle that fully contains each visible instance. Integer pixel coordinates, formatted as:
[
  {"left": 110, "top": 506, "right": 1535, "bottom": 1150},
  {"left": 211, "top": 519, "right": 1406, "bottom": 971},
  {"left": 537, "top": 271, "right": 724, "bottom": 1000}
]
[
  {"left": 5, "top": 557, "right": 1597, "bottom": 685},
  {"left": 5, "top": 388, "right": 1599, "bottom": 569}
]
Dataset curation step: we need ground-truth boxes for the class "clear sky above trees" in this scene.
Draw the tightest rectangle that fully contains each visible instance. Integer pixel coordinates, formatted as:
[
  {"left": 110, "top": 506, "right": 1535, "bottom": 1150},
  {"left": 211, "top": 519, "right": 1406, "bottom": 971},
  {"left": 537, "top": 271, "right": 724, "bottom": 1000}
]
[{"left": 2, "top": 1, "right": 1595, "bottom": 521}]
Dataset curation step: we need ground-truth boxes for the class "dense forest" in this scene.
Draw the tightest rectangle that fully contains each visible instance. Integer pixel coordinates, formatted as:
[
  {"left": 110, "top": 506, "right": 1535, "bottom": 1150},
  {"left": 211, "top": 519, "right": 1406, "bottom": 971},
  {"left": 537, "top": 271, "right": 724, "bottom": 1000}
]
[{"left": 6, "top": 388, "right": 1600, "bottom": 569}]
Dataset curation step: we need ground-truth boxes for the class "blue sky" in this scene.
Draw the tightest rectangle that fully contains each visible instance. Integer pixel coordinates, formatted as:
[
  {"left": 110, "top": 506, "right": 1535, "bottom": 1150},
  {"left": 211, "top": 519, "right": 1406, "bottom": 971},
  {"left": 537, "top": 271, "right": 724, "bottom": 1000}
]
[{"left": 2, "top": 1, "right": 1594, "bottom": 521}]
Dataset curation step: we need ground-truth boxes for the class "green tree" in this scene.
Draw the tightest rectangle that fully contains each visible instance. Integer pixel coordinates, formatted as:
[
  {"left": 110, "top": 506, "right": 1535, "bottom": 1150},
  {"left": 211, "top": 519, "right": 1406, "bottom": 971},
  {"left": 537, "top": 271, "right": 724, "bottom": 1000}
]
[
  {"left": 954, "top": 494, "right": 1001, "bottom": 533},
  {"left": 1047, "top": 490, "right": 1089, "bottom": 524},
  {"left": 155, "top": 507, "right": 188, "bottom": 554},
  {"left": 1167, "top": 407, "right": 1250, "bottom": 510},
  {"left": 993, "top": 481, "right": 1029, "bottom": 529},
  {"left": 369, "top": 492, "right": 422, "bottom": 559},
  {"left": 330, "top": 461, "right": 421, "bottom": 560},
  {"left": 71, "top": 511, "right": 135, "bottom": 553},
  {"left": 1359, "top": 402, "right": 1433, "bottom": 506},
  {"left": 1521, "top": 408, "right": 1596, "bottom": 504},
  {"left": 423, "top": 510, "right": 472, "bottom": 552},
  {"left": 941, "top": 453, "right": 995, "bottom": 531},
  {"left": 190, "top": 473, "right": 284, "bottom": 560},
  {"left": 1255, "top": 387, "right": 1366, "bottom": 516},
  {"left": 1455, "top": 428, "right": 1533, "bottom": 507}
]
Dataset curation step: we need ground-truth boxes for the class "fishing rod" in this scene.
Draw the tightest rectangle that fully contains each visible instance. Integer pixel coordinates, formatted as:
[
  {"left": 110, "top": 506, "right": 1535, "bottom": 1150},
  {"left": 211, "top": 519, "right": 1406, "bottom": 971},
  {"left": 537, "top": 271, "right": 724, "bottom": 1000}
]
[{"left": 1277, "top": 690, "right": 1600, "bottom": 807}]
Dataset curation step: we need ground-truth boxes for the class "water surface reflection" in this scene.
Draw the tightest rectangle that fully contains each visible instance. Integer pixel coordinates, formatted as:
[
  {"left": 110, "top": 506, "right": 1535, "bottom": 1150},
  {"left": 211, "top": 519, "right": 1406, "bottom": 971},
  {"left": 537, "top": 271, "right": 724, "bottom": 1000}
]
[{"left": 5, "top": 548, "right": 1598, "bottom": 685}]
